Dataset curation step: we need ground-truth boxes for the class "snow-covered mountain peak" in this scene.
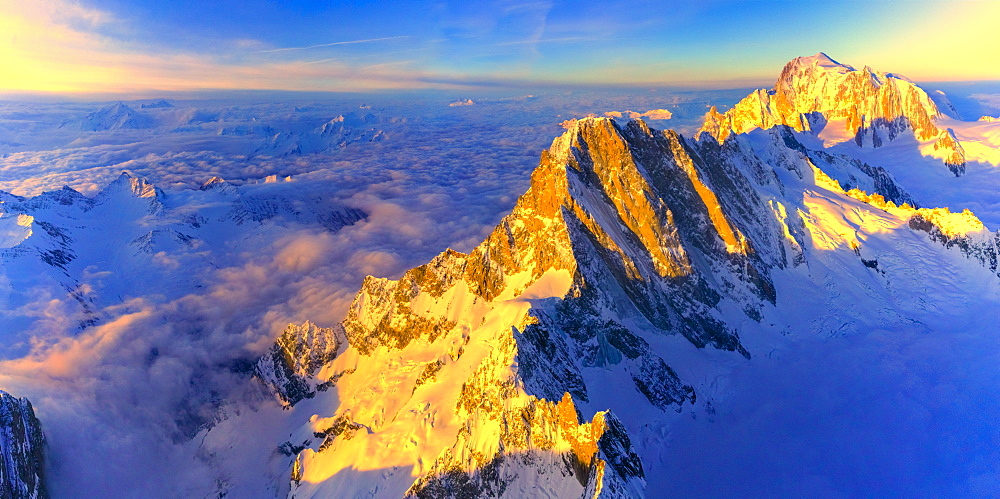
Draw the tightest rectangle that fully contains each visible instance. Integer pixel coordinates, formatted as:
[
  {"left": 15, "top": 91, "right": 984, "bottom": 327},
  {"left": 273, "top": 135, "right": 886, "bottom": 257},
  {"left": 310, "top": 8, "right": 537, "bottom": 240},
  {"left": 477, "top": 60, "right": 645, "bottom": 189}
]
[
  {"left": 238, "top": 111, "right": 387, "bottom": 157},
  {"left": 700, "top": 53, "right": 967, "bottom": 174},
  {"left": 99, "top": 171, "right": 163, "bottom": 200},
  {"left": 546, "top": 115, "right": 615, "bottom": 161},
  {"left": 320, "top": 112, "right": 376, "bottom": 131},
  {"left": 11, "top": 186, "right": 92, "bottom": 212},
  {"left": 68, "top": 102, "right": 154, "bottom": 132},
  {"left": 91, "top": 172, "right": 166, "bottom": 215},
  {"left": 199, "top": 176, "right": 238, "bottom": 195},
  {"left": 288, "top": 113, "right": 851, "bottom": 494},
  {"left": 200, "top": 176, "right": 227, "bottom": 188},
  {"left": 786, "top": 52, "right": 854, "bottom": 74},
  {"left": 271, "top": 95, "right": 1000, "bottom": 495},
  {"left": 261, "top": 94, "right": 1000, "bottom": 496},
  {"left": 140, "top": 99, "right": 173, "bottom": 109}
]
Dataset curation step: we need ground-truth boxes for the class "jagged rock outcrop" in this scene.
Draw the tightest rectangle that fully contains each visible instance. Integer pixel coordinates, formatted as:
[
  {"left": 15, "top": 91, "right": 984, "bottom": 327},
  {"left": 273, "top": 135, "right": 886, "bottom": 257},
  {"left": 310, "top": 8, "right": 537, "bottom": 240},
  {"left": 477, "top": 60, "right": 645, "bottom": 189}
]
[
  {"left": 0, "top": 391, "right": 47, "bottom": 499},
  {"left": 907, "top": 208, "right": 1000, "bottom": 275},
  {"left": 699, "top": 53, "right": 966, "bottom": 174},
  {"left": 406, "top": 394, "right": 644, "bottom": 498},
  {"left": 297, "top": 292, "right": 649, "bottom": 497},
  {"left": 932, "top": 127, "right": 967, "bottom": 174},
  {"left": 255, "top": 322, "right": 347, "bottom": 407}
]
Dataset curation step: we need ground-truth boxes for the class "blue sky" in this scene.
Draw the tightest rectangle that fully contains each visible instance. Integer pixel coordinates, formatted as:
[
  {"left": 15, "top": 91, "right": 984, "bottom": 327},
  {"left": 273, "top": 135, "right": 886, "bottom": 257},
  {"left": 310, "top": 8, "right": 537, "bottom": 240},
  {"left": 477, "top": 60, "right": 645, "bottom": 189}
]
[{"left": 1, "top": 0, "right": 997, "bottom": 94}]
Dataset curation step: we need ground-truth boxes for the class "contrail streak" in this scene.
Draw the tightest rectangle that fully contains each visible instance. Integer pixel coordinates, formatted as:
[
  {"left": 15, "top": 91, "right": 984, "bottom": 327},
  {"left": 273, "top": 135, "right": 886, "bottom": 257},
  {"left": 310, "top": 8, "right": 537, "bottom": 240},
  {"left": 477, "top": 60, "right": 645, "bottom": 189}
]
[{"left": 256, "top": 36, "right": 409, "bottom": 53}]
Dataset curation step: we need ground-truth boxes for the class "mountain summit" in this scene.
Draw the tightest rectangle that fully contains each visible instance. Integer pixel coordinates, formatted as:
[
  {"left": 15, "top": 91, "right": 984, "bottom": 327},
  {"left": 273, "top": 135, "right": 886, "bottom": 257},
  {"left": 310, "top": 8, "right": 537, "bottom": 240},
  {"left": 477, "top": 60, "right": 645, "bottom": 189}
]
[
  {"left": 67, "top": 102, "right": 154, "bottom": 132},
  {"left": 700, "top": 53, "right": 966, "bottom": 174}
]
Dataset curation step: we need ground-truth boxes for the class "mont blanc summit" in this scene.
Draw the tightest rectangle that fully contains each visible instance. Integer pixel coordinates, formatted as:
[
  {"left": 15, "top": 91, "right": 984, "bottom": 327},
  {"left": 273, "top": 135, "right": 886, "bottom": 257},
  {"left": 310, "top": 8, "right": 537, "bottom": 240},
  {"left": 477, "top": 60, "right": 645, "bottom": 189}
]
[{"left": 701, "top": 52, "right": 968, "bottom": 174}]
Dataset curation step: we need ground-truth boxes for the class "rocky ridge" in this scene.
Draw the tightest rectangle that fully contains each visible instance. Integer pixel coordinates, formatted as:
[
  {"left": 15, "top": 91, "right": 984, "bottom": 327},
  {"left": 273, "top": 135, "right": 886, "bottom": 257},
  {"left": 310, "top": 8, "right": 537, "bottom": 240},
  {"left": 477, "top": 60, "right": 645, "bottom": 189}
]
[
  {"left": 0, "top": 391, "right": 47, "bottom": 499},
  {"left": 255, "top": 322, "right": 348, "bottom": 407}
]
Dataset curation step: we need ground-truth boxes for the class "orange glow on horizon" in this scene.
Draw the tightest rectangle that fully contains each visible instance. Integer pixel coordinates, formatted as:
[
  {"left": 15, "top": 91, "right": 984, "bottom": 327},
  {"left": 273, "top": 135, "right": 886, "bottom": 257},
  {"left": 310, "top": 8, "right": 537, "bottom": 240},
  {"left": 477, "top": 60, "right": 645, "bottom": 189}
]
[
  {"left": 0, "top": 1, "right": 440, "bottom": 94},
  {"left": 1, "top": 0, "right": 998, "bottom": 95}
]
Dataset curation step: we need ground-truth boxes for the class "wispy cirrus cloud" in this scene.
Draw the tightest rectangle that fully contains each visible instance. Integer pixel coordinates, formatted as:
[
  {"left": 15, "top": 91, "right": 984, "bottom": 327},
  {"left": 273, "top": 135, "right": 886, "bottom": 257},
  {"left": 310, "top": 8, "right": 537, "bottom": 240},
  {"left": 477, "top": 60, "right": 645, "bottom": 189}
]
[
  {"left": 0, "top": 1, "right": 432, "bottom": 94},
  {"left": 496, "top": 36, "right": 593, "bottom": 46}
]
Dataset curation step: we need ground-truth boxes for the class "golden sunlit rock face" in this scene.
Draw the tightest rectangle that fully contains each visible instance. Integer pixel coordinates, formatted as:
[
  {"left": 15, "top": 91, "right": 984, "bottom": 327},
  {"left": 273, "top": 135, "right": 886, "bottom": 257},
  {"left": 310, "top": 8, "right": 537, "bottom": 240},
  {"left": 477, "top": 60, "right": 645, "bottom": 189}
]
[
  {"left": 340, "top": 117, "right": 769, "bottom": 359},
  {"left": 282, "top": 115, "right": 813, "bottom": 496}
]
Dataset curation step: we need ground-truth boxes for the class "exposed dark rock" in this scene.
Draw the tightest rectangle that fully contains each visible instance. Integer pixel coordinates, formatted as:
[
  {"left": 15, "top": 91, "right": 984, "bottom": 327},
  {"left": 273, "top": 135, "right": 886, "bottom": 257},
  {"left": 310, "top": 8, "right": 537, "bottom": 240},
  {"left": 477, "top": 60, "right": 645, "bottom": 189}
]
[{"left": 0, "top": 391, "right": 47, "bottom": 499}]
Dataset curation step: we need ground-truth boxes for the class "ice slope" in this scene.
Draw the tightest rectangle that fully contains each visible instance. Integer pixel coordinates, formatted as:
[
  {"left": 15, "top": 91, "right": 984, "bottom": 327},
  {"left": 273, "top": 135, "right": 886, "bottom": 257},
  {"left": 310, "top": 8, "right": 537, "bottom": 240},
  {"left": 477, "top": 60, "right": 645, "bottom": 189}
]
[
  {"left": 769, "top": 110, "right": 1000, "bottom": 229},
  {"left": 656, "top": 162, "right": 1000, "bottom": 497}
]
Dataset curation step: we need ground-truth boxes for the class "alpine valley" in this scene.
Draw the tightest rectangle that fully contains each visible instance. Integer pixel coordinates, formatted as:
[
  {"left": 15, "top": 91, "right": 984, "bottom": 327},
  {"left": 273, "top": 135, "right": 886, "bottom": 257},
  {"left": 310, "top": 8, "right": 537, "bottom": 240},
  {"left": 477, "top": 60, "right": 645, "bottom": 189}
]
[{"left": 2, "top": 53, "right": 1000, "bottom": 497}]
